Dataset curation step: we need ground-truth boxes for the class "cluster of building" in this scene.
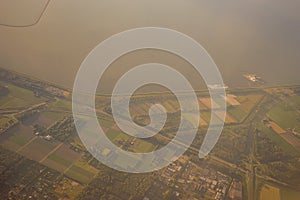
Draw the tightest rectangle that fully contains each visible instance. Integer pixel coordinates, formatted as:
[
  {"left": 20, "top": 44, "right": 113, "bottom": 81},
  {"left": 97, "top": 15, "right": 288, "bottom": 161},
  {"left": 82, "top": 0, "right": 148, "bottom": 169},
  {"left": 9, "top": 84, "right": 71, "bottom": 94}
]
[
  {"left": 155, "top": 156, "right": 242, "bottom": 200},
  {"left": 6, "top": 160, "right": 61, "bottom": 200}
]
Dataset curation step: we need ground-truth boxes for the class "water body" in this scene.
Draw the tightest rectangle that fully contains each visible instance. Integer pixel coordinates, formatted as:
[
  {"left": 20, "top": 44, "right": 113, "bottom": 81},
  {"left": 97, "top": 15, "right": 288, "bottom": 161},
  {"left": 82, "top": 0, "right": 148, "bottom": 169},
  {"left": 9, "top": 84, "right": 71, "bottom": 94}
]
[{"left": 0, "top": 0, "right": 299, "bottom": 93}]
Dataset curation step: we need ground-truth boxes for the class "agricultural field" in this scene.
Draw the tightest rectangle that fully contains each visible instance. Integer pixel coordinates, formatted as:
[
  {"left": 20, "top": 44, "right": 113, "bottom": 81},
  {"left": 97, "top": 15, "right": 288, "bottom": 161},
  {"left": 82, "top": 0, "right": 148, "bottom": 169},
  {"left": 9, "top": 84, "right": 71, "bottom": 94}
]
[
  {"left": 42, "top": 144, "right": 82, "bottom": 172},
  {"left": 65, "top": 164, "right": 97, "bottom": 184},
  {"left": 0, "top": 83, "right": 47, "bottom": 109},
  {"left": 0, "top": 123, "right": 34, "bottom": 151},
  {"left": 128, "top": 138, "right": 157, "bottom": 153},
  {"left": 280, "top": 188, "right": 300, "bottom": 200},
  {"left": 18, "top": 137, "right": 61, "bottom": 162},
  {"left": 259, "top": 183, "right": 300, "bottom": 200},
  {"left": 106, "top": 127, "right": 130, "bottom": 143},
  {"left": 49, "top": 99, "right": 72, "bottom": 111},
  {"left": 21, "top": 111, "right": 61, "bottom": 128},
  {"left": 267, "top": 95, "right": 300, "bottom": 131},
  {"left": 259, "top": 184, "right": 280, "bottom": 200},
  {"left": 235, "top": 94, "right": 263, "bottom": 113},
  {"left": 2, "top": 77, "right": 300, "bottom": 200},
  {"left": 97, "top": 91, "right": 264, "bottom": 128}
]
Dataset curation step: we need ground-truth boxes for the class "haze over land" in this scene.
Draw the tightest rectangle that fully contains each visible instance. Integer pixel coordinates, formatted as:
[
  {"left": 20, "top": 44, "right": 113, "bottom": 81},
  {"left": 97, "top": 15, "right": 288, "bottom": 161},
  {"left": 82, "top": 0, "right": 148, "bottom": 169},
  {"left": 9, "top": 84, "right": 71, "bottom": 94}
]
[{"left": 0, "top": 0, "right": 299, "bottom": 93}]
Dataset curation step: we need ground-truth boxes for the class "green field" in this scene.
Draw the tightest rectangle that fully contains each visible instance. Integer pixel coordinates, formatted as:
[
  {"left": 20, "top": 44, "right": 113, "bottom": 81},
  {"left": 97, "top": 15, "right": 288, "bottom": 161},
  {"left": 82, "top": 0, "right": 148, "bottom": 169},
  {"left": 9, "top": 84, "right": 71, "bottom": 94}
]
[
  {"left": 48, "top": 153, "right": 73, "bottom": 167},
  {"left": 267, "top": 98, "right": 300, "bottom": 131},
  {"left": 129, "top": 139, "right": 156, "bottom": 153},
  {"left": 0, "top": 84, "right": 47, "bottom": 109},
  {"left": 236, "top": 94, "right": 263, "bottom": 113},
  {"left": 257, "top": 122, "right": 299, "bottom": 156},
  {"left": 106, "top": 128, "right": 130, "bottom": 142},
  {"left": 50, "top": 99, "right": 72, "bottom": 109},
  {"left": 65, "top": 165, "right": 96, "bottom": 184},
  {"left": 41, "top": 111, "right": 65, "bottom": 121},
  {"left": 0, "top": 124, "right": 34, "bottom": 151},
  {"left": 227, "top": 106, "right": 247, "bottom": 122}
]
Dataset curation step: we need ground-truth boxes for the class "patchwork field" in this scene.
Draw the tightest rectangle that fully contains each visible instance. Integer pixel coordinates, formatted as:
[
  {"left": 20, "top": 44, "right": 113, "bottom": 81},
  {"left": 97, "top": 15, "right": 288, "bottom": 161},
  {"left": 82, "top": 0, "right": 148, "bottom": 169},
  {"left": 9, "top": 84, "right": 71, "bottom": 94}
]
[
  {"left": 42, "top": 144, "right": 82, "bottom": 172},
  {"left": 199, "top": 98, "right": 220, "bottom": 109},
  {"left": 267, "top": 97, "right": 300, "bottom": 131},
  {"left": 236, "top": 94, "right": 263, "bottom": 113},
  {"left": 65, "top": 162, "right": 98, "bottom": 184},
  {"left": 0, "top": 124, "right": 34, "bottom": 151},
  {"left": 18, "top": 137, "right": 61, "bottom": 161},
  {"left": 225, "top": 94, "right": 241, "bottom": 106}
]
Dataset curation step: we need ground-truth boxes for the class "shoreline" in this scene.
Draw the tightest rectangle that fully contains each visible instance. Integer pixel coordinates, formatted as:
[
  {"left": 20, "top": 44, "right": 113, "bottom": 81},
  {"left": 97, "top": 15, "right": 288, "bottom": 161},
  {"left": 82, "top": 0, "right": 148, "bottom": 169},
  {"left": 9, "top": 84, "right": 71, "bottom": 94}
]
[{"left": 1, "top": 67, "right": 299, "bottom": 97}]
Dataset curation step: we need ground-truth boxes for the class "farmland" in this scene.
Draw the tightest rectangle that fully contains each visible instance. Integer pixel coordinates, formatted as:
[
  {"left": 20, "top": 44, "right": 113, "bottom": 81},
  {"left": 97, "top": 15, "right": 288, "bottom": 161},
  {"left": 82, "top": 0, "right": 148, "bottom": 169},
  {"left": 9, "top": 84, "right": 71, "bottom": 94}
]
[
  {"left": 258, "top": 183, "right": 300, "bottom": 200},
  {"left": 0, "top": 83, "right": 47, "bottom": 109},
  {"left": 1, "top": 73, "right": 300, "bottom": 199},
  {"left": 259, "top": 184, "right": 280, "bottom": 200}
]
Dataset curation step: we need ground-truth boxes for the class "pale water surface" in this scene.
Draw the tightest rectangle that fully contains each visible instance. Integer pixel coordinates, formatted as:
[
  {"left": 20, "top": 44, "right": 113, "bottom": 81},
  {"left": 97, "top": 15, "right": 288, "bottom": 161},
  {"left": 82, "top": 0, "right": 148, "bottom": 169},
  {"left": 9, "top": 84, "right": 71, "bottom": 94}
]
[{"left": 0, "top": 0, "right": 299, "bottom": 93}]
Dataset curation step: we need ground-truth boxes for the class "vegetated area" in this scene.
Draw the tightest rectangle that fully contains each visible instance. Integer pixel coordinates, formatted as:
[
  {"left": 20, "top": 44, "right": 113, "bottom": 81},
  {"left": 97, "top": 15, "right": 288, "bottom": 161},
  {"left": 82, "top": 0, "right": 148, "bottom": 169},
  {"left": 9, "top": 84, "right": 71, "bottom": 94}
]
[
  {"left": 1, "top": 69, "right": 300, "bottom": 199},
  {"left": 254, "top": 88, "right": 300, "bottom": 199},
  {"left": 0, "top": 80, "right": 98, "bottom": 187},
  {"left": 0, "top": 83, "right": 47, "bottom": 109}
]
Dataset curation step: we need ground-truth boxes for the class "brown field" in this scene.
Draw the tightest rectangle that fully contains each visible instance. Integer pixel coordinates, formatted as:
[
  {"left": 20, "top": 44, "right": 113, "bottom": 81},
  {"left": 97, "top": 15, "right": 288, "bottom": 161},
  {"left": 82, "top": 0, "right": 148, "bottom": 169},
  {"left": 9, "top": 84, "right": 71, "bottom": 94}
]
[
  {"left": 18, "top": 137, "right": 61, "bottom": 162},
  {"left": 36, "top": 115, "right": 55, "bottom": 127},
  {"left": 162, "top": 101, "right": 180, "bottom": 112},
  {"left": 259, "top": 184, "right": 280, "bottom": 200},
  {"left": 139, "top": 102, "right": 151, "bottom": 113},
  {"left": 0, "top": 123, "right": 34, "bottom": 151},
  {"left": 22, "top": 112, "right": 56, "bottom": 128},
  {"left": 225, "top": 94, "right": 241, "bottom": 106},
  {"left": 42, "top": 158, "right": 67, "bottom": 172},
  {"left": 199, "top": 98, "right": 220, "bottom": 109},
  {"left": 166, "top": 99, "right": 180, "bottom": 111},
  {"left": 267, "top": 122, "right": 286, "bottom": 134},
  {"left": 199, "top": 117, "right": 208, "bottom": 126},
  {"left": 214, "top": 111, "right": 237, "bottom": 124},
  {"left": 130, "top": 104, "right": 146, "bottom": 116},
  {"left": 281, "top": 133, "right": 300, "bottom": 149},
  {"left": 55, "top": 144, "right": 82, "bottom": 161},
  {"left": 42, "top": 144, "right": 82, "bottom": 172}
]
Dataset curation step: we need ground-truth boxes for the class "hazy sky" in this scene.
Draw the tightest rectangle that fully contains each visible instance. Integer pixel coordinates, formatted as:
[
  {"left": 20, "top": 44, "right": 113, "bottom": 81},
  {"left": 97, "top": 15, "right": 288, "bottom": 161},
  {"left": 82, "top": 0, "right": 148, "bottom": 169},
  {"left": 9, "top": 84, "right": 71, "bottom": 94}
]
[
  {"left": 0, "top": 0, "right": 49, "bottom": 26},
  {"left": 0, "top": 0, "right": 299, "bottom": 92}
]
